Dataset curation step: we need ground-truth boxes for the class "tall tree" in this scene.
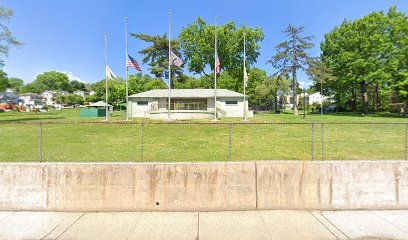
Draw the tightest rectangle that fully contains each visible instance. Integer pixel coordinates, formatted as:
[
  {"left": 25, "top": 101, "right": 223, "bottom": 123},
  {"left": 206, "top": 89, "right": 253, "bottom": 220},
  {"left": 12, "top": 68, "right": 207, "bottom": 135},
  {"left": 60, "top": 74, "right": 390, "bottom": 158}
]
[
  {"left": 8, "top": 77, "right": 23, "bottom": 93},
  {"left": 268, "top": 25, "right": 314, "bottom": 115},
  {"left": 321, "top": 11, "right": 394, "bottom": 115},
  {"left": 306, "top": 57, "right": 336, "bottom": 108},
  {"left": 69, "top": 80, "right": 86, "bottom": 92},
  {"left": 387, "top": 7, "right": 408, "bottom": 114},
  {"left": 180, "top": 18, "right": 264, "bottom": 82},
  {"left": 0, "top": 69, "right": 8, "bottom": 91},
  {"left": 33, "top": 71, "right": 70, "bottom": 93},
  {"left": 0, "top": 6, "right": 23, "bottom": 66},
  {"left": 132, "top": 33, "right": 185, "bottom": 84},
  {"left": 255, "top": 75, "right": 291, "bottom": 112}
]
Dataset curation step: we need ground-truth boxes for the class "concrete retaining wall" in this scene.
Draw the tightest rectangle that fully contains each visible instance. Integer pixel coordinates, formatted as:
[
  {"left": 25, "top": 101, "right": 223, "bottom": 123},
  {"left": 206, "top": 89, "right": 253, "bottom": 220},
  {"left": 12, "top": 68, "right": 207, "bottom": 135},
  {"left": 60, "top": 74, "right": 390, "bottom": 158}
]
[
  {"left": 0, "top": 162, "right": 256, "bottom": 211},
  {"left": 0, "top": 161, "right": 407, "bottom": 211},
  {"left": 256, "top": 161, "right": 408, "bottom": 210}
]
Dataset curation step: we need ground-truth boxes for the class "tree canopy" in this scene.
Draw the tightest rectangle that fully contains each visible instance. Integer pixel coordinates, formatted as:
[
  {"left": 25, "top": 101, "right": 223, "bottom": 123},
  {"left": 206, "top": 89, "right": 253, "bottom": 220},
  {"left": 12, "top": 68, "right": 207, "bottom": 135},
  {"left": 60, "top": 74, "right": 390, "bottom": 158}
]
[
  {"left": 321, "top": 7, "right": 407, "bottom": 114},
  {"left": 31, "top": 71, "right": 70, "bottom": 93},
  {"left": 0, "top": 6, "right": 23, "bottom": 67},
  {"left": 180, "top": 17, "right": 264, "bottom": 80},
  {"left": 0, "top": 69, "right": 8, "bottom": 91},
  {"left": 132, "top": 33, "right": 184, "bottom": 83}
]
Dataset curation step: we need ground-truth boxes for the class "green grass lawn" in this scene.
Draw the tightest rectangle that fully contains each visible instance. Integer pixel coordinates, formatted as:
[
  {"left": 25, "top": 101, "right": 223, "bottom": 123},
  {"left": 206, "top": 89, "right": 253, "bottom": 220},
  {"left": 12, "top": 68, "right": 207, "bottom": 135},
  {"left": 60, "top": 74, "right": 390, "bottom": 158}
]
[
  {"left": 1, "top": 108, "right": 408, "bottom": 123},
  {"left": 0, "top": 109, "right": 407, "bottom": 162}
]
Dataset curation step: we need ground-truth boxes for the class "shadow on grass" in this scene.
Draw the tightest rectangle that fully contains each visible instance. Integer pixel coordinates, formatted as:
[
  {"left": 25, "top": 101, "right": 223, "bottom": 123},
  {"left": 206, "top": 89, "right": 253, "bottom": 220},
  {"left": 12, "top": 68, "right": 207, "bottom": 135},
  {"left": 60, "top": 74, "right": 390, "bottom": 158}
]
[
  {"left": 0, "top": 117, "right": 65, "bottom": 123},
  {"left": 325, "top": 112, "right": 407, "bottom": 119}
]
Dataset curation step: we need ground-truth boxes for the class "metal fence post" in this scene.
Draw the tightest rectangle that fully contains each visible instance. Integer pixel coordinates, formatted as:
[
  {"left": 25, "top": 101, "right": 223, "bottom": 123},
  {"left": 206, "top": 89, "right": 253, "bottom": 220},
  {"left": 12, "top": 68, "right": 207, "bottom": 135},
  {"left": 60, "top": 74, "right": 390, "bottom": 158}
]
[
  {"left": 38, "top": 123, "right": 43, "bottom": 162},
  {"left": 311, "top": 123, "right": 315, "bottom": 160},
  {"left": 321, "top": 123, "right": 325, "bottom": 161},
  {"left": 228, "top": 123, "right": 232, "bottom": 161},
  {"left": 141, "top": 122, "right": 144, "bottom": 162}
]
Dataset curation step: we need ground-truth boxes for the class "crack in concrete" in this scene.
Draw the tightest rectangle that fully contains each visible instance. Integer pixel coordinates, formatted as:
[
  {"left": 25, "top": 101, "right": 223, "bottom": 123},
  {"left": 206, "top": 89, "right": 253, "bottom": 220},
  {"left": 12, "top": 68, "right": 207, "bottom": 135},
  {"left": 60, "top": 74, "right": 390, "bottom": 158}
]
[
  {"left": 55, "top": 212, "right": 86, "bottom": 240},
  {"left": 257, "top": 211, "right": 273, "bottom": 240},
  {"left": 126, "top": 212, "right": 144, "bottom": 240},
  {"left": 319, "top": 211, "right": 350, "bottom": 239}
]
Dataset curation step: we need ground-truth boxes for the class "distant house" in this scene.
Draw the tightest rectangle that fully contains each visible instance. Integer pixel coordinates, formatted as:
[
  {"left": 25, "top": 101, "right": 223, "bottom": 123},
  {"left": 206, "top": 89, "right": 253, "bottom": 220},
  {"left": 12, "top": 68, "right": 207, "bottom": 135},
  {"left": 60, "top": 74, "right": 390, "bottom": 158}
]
[
  {"left": 128, "top": 89, "right": 252, "bottom": 120},
  {"left": 0, "top": 92, "right": 18, "bottom": 110},
  {"left": 308, "top": 92, "right": 329, "bottom": 105},
  {"left": 89, "top": 91, "right": 96, "bottom": 96},
  {"left": 284, "top": 92, "right": 331, "bottom": 107},
  {"left": 73, "top": 90, "right": 85, "bottom": 98},
  {"left": 41, "top": 91, "right": 56, "bottom": 106},
  {"left": 19, "top": 92, "right": 43, "bottom": 108}
]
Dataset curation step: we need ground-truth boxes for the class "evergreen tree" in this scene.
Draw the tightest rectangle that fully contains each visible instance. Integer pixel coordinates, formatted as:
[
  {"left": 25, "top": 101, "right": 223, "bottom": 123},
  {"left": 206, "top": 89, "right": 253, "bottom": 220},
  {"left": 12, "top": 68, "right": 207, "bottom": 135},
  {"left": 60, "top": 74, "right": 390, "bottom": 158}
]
[{"left": 268, "top": 25, "right": 314, "bottom": 115}]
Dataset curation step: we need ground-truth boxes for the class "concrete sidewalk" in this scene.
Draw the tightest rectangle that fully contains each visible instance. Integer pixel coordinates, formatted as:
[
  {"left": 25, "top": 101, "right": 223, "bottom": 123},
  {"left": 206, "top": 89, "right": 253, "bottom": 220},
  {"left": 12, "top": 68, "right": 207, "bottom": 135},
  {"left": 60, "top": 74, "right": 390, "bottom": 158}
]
[{"left": 1, "top": 210, "right": 408, "bottom": 240}]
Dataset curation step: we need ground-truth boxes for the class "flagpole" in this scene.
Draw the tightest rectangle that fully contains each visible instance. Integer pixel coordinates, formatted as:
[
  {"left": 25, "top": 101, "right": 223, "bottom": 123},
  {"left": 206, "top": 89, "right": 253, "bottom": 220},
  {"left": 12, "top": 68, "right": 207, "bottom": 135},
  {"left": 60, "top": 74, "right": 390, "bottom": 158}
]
[
  {"left": 214, "top": 16, "right": 218, "bottom": 121},
  {"left": 125, "top": 17, "right": 129, "bottom": 121},
  {"left": 105, "top": 31, "right": 108, "bottom": 121},
  {"left": 168, "top": 10, "right": 172, "bottom": 121},
  {"left": 243, "top": 30, "right": 247, "bottom": 121}
]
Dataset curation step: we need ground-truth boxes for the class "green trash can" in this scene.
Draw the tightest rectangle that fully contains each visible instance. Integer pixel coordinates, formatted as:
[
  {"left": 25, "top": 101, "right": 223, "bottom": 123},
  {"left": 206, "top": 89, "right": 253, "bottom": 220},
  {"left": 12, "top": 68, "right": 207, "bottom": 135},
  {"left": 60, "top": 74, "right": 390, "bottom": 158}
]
[{"left": 80, "top": 108, "right": 106, "bottom": 117}]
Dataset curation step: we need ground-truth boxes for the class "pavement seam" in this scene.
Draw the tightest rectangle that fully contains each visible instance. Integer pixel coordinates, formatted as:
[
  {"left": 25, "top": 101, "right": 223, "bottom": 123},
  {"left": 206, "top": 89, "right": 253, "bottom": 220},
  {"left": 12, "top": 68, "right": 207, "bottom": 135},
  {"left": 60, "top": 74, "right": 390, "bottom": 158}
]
[
  {"left": 40, "top": 223, "right": 60, "bottom": 240},
  {"left": 257, "top": 211, "right": 273, "bottom": 240},
  {"left": 196, "top": 212, "right": 199, "bottom": 240},
  {"left": 319, "top": 211, "right": 350, "bottom": 240},
  {"left": 0, "top": 211, "right": 16, "bottom": 223},
  {"left": 371, "top": 211, "right": 408, "bottom": 235},
  {"left": 309, "top": 211, "right": 342, "bottom": 240},
  {"left": 55, "top": 212, "right": 86, "bottom": 240},
  {"left": 126, "top": 212, "right": 143, "bottom": 240}
]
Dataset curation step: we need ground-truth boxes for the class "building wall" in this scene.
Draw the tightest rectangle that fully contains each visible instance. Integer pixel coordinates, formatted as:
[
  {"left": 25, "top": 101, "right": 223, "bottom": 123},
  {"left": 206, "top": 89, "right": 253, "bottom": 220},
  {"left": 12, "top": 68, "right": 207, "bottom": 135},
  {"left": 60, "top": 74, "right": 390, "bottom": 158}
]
[
  {"left": 217, "top": 97, "right": 247, "bottom": 117},
  {"left": 129, "top": 98, "right": 154, "bottom": 118},
  {"left": 129, "top": 97, "right": 251, "bottom": 119}
]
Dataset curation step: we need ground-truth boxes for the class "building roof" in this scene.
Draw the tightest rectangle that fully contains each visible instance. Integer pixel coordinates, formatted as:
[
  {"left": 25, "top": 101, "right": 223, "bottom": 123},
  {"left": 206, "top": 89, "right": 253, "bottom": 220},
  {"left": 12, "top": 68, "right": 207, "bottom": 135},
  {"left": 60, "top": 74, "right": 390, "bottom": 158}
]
[
  {"left": 18, "top": 92, "right": 41, "bottom": 97},
  {"left": 89, "top": 101, "right": 112, "bottom": 107},
  {"left": 129, "top": 89, "right": 248, "bottom": 98},
  {"left": 0, "top": 92, "right": 18, "bottom": 100}
]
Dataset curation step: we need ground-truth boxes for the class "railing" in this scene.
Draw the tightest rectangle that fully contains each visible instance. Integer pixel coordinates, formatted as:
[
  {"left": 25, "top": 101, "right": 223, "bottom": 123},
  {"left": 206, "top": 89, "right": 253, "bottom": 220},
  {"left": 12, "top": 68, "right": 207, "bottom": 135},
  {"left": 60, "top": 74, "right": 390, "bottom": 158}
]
[{"left": 0, "top": 122, "right": 407, "bottom": 162}]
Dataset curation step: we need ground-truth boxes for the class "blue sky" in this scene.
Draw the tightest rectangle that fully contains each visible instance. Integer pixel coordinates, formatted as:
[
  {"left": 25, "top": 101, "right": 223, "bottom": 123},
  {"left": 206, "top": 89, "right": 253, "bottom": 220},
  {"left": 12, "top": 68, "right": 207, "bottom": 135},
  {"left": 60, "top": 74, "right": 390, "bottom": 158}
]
[{"left": 3, "top": 0, "right": 408, "bottom": 87}]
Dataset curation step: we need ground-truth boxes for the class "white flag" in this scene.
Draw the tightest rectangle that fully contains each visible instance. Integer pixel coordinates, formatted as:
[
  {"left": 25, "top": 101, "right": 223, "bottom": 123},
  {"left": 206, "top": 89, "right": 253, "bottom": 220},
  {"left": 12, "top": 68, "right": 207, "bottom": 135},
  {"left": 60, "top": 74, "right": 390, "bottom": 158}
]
[
  {"left": 170, "top": 51, "right": 183, "bottom": 67},
  {"left": 106, "top": 65, "right": 117, "bottom": 79}
]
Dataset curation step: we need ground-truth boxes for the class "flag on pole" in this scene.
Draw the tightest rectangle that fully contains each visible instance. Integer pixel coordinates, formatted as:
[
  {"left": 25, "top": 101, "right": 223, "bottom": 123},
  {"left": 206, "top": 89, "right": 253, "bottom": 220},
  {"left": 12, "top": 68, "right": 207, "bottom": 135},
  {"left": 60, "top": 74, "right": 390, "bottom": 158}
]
[
  {"left": 244, "top": 67, "right": 248, "bottom": 87},
  {"left": 127, "top": 55, "right": 142, "bottom": 72},
  {"left": 170, "top": 51, "right": 183, "bottom": 67},
  {"left": 215, "top": 53, "right": 220, "bottom": 75},
  {"left": 106, "top": 65, "right": 117, "bottom": 79}
]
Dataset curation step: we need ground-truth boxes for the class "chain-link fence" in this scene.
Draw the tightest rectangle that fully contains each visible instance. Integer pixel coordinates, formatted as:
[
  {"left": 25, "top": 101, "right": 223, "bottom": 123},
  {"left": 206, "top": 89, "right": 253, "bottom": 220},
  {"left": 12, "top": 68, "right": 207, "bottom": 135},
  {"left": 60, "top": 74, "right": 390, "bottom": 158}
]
[{"left": 0, "top": 122, "right": 407, "bottom": 162}]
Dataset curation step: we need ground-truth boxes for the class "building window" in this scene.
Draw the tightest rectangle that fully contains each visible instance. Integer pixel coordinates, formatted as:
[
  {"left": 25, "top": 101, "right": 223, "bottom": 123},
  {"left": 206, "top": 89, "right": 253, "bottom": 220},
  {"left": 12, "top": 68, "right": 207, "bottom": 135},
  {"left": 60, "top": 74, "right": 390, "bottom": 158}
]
[
  {"left": 169, "top": 99, "right": 207, "bottom": 110},
  {"left": 226, "top": 101, "right": 238, "bottom": 105},
  {"left": 137, "top": 101, "right": 148, "bottom": 106}
]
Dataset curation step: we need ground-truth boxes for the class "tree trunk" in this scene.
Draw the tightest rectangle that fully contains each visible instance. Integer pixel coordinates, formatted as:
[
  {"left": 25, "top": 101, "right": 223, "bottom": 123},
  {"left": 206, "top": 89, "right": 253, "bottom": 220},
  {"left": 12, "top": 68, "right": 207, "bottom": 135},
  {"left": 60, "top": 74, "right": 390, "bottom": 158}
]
[
  {"left": 351, "top": 89, "right": 357, "bottom": 112},
  {"left": 361, "top": 81, "right": 369, "bottom": 115},
  {"left": 375, "top": 85, "right": 380, "bottom": 112},
  {"left": 292, "top": 67, "right": 298, "bottom": 115},
  {"left": 274, "top": 93, "right": 278, "bottom": 113}
]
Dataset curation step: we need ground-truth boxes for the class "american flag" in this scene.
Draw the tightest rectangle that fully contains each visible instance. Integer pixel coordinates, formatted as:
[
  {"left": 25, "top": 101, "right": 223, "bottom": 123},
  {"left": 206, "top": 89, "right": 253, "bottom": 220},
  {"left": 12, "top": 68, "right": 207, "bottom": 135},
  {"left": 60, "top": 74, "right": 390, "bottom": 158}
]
[
  {"left": 215, "top": 53, "right": 220, "bottom": 75},
  {"left": 127, "top": 55, "right": 142, "bottom": 72}
]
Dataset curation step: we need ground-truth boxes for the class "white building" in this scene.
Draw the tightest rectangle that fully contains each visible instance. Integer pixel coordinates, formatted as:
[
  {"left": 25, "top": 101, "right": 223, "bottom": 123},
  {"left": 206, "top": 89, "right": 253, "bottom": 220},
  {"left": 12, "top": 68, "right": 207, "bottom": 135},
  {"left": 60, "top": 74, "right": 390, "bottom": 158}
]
[
  {"left": 41, "top": 91, "right": 56, "bottom": 106},
  {"left": 284, "top": 92, "right": 330, "bottom": 108},
  {"left": 128, "top": 89, "right": 252, "bottom": 120},
  {"left": 73, "top": 90, "right": 86, "bottom": 98},
  {"left": 308, "top": 92, "right": 329, "bottom": 105}
]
